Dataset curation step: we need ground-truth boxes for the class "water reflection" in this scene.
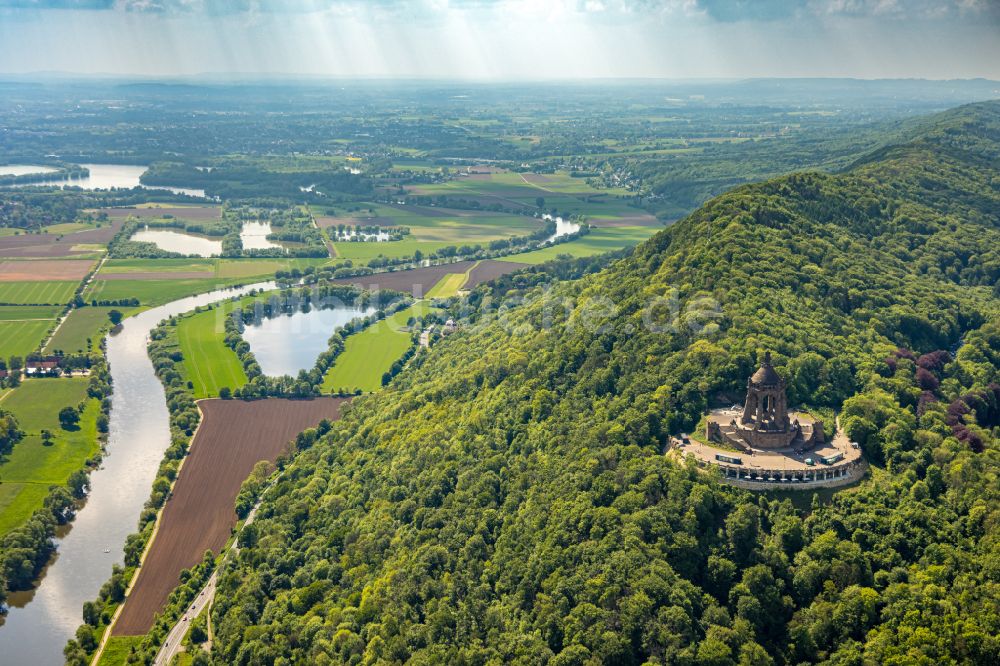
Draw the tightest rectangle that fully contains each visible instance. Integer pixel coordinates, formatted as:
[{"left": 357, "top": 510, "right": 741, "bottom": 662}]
[
  {"left": 13, "top": 164, "right": 207, "bottom": 198},
  {"left": 241, "top": 303, "right": 375, "bottom": 377},
  {"left": 240, "top": 221, "right": 283, "bottom": 251},
  {"left": 130, "top": 228, "right": 223, "bottom": 257}
]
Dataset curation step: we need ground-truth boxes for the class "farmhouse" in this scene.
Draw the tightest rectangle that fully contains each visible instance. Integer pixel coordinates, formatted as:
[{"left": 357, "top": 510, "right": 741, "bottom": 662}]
[{"left": 25, "top": 358, "right": 60, "bottom": 376}]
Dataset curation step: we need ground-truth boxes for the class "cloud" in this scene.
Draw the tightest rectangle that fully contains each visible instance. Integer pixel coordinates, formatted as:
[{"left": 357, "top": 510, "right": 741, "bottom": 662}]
[
  {"left": 0, "top": 0, "right": 113, "bottom": 8},
  {"left": 695, "top": 0, "right": 996, "bottom": 22}
]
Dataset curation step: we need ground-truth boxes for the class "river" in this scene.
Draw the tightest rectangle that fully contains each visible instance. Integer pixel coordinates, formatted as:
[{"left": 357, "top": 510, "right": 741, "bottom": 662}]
[{"left": 0, "top": 281, "right": 275, "bottom": 665}]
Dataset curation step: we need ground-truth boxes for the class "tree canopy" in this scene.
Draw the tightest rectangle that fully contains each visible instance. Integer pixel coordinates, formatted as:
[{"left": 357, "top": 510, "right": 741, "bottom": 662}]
[{"left": 203, "top": 101, "right": 1000, "bottom": 665}]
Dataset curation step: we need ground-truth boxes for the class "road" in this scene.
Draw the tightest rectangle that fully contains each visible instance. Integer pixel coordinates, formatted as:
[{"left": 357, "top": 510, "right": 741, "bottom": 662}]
[{"left": 153, "top": 571, "right": 217, "bottom": 666}]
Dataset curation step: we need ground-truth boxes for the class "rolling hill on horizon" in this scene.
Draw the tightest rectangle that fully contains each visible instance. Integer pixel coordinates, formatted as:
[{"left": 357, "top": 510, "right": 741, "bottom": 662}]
[{"left": 175, "top": 101, "right": 1000, "bottom": 665}]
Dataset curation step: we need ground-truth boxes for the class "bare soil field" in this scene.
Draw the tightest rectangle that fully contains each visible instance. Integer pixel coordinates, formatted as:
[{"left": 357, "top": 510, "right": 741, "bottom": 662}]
[
  {"left": 112, "top": 397, "right": 348, "bottom": 636},
  {"left": 334, "top": 261, "right": 476, "bottom": 296},
  {"left": 0, "top": 259, "right": 95, "bottom": 281},
  {"left": 101, "top": 271, "right": 215, "bottom": 281},
  {"left": 97, "top": 206, "right": 222, "bottom": 221},
  {"left": 335, "top": 260, "right": 525, "bottom": 296},
  {"left": 0, "top": 220, "right": 122, "bottom": 257},
  {"left": 466, "top": 259, "right": 526, "bottom": 287}
]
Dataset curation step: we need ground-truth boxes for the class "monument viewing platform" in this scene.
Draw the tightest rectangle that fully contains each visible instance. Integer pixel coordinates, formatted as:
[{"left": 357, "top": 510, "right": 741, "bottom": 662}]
[{"left": 670, "top": 352, "right": 866, "bottom": 490}]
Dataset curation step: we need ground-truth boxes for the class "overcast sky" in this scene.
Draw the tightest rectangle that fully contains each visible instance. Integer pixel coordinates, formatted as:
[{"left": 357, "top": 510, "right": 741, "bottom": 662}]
[{"left": 0, "top": 0, "right": 997, "bottom": 79}]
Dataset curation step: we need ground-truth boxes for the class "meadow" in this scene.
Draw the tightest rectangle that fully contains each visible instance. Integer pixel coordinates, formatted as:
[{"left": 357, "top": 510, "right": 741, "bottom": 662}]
[
  {"left": 322, "top": 302, "right": 433, "bottom": 394},
  {"left": 405, "top": 170, "right": 640, "bottom": 218},
  {"left": 0, "top": 318, "right": 53, "bottom": 359},
  {"left": 0, "top": 378, "right": 100, "bottom": 537},
  {"left": 45, "top": 306, "right": 123, "bottom": 354},
  {"left": 425, "top": 271, "right": 469, "bottom": 298},
  {"left": 175, "top": 304, "right": 248, "bottom": 399},
  {"left": 498, "top": 226, "right": 660, "bottom": 264},
  {"left": 0, "top": 280, "right": 78, "bottom": 305}
]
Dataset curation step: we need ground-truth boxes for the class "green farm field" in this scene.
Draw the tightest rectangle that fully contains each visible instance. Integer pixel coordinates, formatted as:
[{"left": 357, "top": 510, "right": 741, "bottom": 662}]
[
  {"left": 175, "top": 304, "right": 247, "bottom": 399},
  {"left": 96, "top": 636, "right": 143, "bottom": 666},
  {"left": 85, "top": 278, "right": 256, "bottom": 308},
  {"left": 406, "top": 170, "right": 639, "bottom": 218},
  {"left": 45, "top": 306, "right": 123, "bottom": 354},
  {"left": 0, "top": 318, "right": 52, "bottom": 358},
  {"left": 322, "top": 302, "right": 434, "bottom": 394},
  {"left": 0, "top": 281, "right": 78, "bottom": 305},
  {"left": 320, "top": 203, "right": 542, "bottom": 261},
  {"left": 426, "top": 271, "right": 469, "bottom": 298},
  {"left": 0, "top": 305, "right": 62, "bottom": 320},
  {"left": 0, "top": 378, "right": 100, "bottom": 537},
  {"left": 98, "top": 257, "right": 332, "bottom": 279},
  {"left": 500, "top": 226, "right": 660, "bottom": 264}
]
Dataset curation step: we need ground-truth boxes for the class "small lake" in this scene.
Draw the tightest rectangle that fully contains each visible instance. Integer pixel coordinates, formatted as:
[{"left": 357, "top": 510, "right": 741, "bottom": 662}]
[
  {"left": 17, "top": 164, "right": 207, "bottom": 197},
  {"left": 240, "top": 221, "right": 283, "bottom": 251},
  {"left": 130, "top": 228, "right": 222, "bottom": 257},
  {"left": 242, "top": 305, "right": 375, "bottom": 377},
  {"left": 0, "top": 164, "right": 59, "bottom": 177},
  {"left": 542, "top": 214, "right": 581, "bottom": 244}
]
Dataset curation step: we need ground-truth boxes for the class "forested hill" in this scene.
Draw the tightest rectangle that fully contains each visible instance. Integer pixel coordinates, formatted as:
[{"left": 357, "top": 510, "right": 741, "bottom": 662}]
[{"left": 208, "top": 102, "right": 1000, "bottom": 665}]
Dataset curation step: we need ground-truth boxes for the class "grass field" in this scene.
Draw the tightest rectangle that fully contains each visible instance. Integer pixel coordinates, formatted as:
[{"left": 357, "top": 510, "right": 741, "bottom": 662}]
[
  {"left": 99, "top": 259, "right": 217, "bottom": 275},
  {"left": 45, "top": 306, "right": 123, "bottom": 354},
  {"left": 322, "top": 302, "right": 433, "bottom": 394},
  {"left": 85, "top": 278, "right": 253, "bottom": 308},
  {"left": 0, "top": 318, "right": 52, "bottom": 358},
  {"left": 0, "top": 378, "right": 100, "bottom": 537},
  {"left": 97, "top": 636, "right": 143, "bottom": 665},
  {"left": 0, "top": 305, "right": 62, "bottom": 320},
  {"left": 500, "top": 226, "right": 660, "bottom": 264},
  {"left": 426, "top": 271, "right": 469, "bottom": 298},
  {"left": 175, "top": 305, "right": 248, "bottom": 399},
  {"left": 0, "top": 281, "right": 78, "bottom": 305},
  {"left": 406, "top": 170, "right": 639, "bottom": 218},
  {"left": 332, "top": 238, "right": 453, "bottom": 262},
  {"left": 42, "top": 222, "right": 97, "bottom": 234}
]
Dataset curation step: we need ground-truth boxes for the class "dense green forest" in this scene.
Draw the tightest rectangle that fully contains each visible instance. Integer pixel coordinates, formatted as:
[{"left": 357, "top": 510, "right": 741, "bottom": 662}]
[{"left": 191, "top": 102, "right": 1000, "bottom": 664}]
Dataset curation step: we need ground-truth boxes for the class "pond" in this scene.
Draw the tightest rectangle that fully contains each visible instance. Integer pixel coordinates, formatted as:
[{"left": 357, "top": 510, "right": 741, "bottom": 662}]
[
  {"left": 0, "top": 164, "right": 59, "bottom": 177},
  {"left": 541, "top": 214, "right": 581, "bottom": 244},
  {"left": 241, "top": 304, "right": 376, "bottom": 377},
  {"left": 333, "top": 230, "right": 393, "bottom": 242},
  {"left": 240, "top": 221, "right": 284, "bottom": 251},
  {"left": 16, "top": 164, "right": 207, "bottom": 198},
  {"left": 130, "top": 227, "right": 223, "bottom": 257}
]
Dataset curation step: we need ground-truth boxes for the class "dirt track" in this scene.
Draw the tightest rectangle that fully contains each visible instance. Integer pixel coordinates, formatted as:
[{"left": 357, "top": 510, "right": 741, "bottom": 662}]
[{"left": 112, "top": 397, "right": 348, "bottom": 636}]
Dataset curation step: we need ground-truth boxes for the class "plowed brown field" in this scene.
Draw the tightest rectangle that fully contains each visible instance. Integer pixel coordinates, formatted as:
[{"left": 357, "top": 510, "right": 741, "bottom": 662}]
[
  {"left": 333, "top": 260, "right": 523, "bottom": 297},
  {"left": 112, "top": 397, "right": 348, "bottom": 635}
]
